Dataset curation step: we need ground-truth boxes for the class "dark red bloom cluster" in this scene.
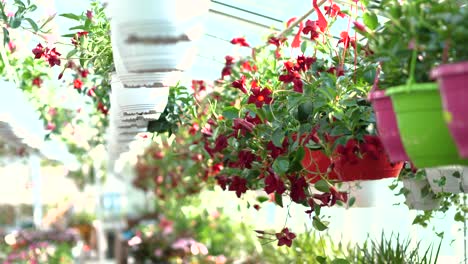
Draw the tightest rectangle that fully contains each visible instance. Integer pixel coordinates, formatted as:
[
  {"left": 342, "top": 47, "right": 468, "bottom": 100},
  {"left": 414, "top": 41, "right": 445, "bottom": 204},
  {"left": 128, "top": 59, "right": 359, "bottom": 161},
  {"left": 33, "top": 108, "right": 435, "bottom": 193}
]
[
  {"left": 268, "top": 36, "right": 287, "bottom": 58},
  {"left": 241, "top": 60, "right": 257, "bottom": 72},
  {"left": 97, "top": 101, "right": 108, "bottom": 115},
  {"left": 32, "top": 43, "right": 62, "bottom": 67},
  {"left": 279, "top": 55, "right": 315, "bottom": 93},
  {"left": 288, "top": 175, "right": 307, "bottom": 203},
  {"left": 266, "top": 139, "right": 288, "bottom": 159},
  {"left": 221, "top": 55, "right": 235, "bottom": 79},
  {"left": 264, "top": 171, "right": 286, "bottom": 195},
  {"left": 336, "top": 135, "right": 387, "bottom": 165},
  {"left": 232, "top": 118, "right": 255, "bottom": 137},
  {"left": 73, "top": 79, "right": 83, "bottom": 90},
  {"left": 326, "top": 66, "right": 345, "bottom": 77},
  {"left": 230, "top": 37, "right": 250, "bottom": 47},
  {"left": 275, "top": 228, "right": 296, "bottom": 247},
  {"left": 228, "top": 176, "right": 248, "bottom": 198}
]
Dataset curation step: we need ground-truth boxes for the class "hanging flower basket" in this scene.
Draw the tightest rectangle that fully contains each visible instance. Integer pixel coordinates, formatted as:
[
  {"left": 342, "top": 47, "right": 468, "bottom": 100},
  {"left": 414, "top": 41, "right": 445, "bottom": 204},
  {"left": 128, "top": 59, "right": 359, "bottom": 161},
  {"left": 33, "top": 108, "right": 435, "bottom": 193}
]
[
  {"left": 368, "top": 88, "right": 409, "bottom": 162},
  {"left": 387, "top": 83, "right": 468, "bottom": 168},
  {"left": 426, "top": 166, "right": 468, "bottom": 193},
  {"left": 332, "top": 136, "right": 403, "bottom": 182},
  {"left": 402, "top": 177, "right": 440, "bottom": 210},
  {"left": 302, "top": 147, "right": 338, "bottom": 183},
  {"left": 111, "top": 74, "right": 169, "bottom": 122},
  {"left": 108, "top": 0, "right": 209, "bottom": 73},
  {"left": 431, "top": 61, "right": 468, "bottom": 158}
]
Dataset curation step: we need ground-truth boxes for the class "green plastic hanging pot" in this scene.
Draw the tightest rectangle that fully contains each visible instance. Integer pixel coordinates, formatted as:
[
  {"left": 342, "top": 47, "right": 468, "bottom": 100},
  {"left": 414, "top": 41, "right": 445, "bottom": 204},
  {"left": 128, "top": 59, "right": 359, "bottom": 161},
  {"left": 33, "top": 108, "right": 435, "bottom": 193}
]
[{"left": 386, "top": 82, "right": 468, "bottom": 168}]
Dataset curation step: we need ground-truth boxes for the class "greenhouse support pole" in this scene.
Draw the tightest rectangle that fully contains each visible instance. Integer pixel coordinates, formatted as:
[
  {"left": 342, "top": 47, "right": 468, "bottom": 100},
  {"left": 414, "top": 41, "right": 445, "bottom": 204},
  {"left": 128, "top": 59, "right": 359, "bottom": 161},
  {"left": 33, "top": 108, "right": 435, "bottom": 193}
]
[{"left": 30, "top": 154, "right": 42, "bottom": 229}]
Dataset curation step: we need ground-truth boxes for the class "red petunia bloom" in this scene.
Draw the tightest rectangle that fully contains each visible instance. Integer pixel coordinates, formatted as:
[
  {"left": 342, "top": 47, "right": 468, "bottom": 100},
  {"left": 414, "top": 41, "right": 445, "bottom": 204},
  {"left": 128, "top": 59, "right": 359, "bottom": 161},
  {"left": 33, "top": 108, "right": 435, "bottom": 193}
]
[
  {"left": 324, "top": 4, "right": 346, "bottom": 18},
  {"left": 288, "top": 175, "right": 307, "bottom": 203},
  {"left": 230, "top": 37, "right": 250, "bottom": 47},
  {"left": 241, "top": 60, "right": 257, "bottom": 72},
  {"left": 32, "top": 43, "right": 45, "bottom": 59},
  {"left": 302, "top": 20, "right": 320, "bottom": 40},
  {"left": 73, "top": 79, "right": 83, "bottom": 90},
  {"left": 248, "top": 86, "right": 272, "bottom": 108},
  {"left": 32, "top": 77, "right": 42, "bottom": 87},
  {"left": 87, "top": 87, "right": 96, "bottom": 97},
  {"left": 221, "top": 66, "right": 232, "bottom": 79},
  {"left": 47, "top": 48, "right": 61, "bottom": 67},
  {"left": 79, "top": 69, "right": 89, "bottom": 78},
  {"left": 216, "top": 175, "right": 230, "bottom": 190},
  {"left": 236, "top": 149, "right": 256, "bottom": 169},
  {"left": 337, "top": 31, "right": 356, "bottom": 49},
  {"left": 266, "top": 139, "right": 288, "bottom": 159},
  {"left": 213, "top": 134, "right": 229, "bottom": 152},
  {"left": 264, "top": 172, "right": 286, "bottom": 195},
  {"left": 275, "top": 228, "right": 296, "bottom": 247},
  {"left": 268, "top": 36, "right": 287, "bottom": 47},
  {"left": 232, "top": 118, "right": 255, "bottom": 137},
  {"left": 296, "top": 55, "right": 316, "bottom": 72},
  {"left": 231, "top": 75, "right": 248, "bottom": 94},
  {"left": 191, "top": 80, "right": 206, "bottom": 92},
  {"left": 225, "top": 55, "right": 235, "bottom": 65},
  {"left": 228, "top": 176, "right": 248, "bottom": 198},
  {"left": 189, "top": 123, "right": 199, "bottom": 135},
  {"left": 97, "top": 101, "right": 108, "bottom": 115}
]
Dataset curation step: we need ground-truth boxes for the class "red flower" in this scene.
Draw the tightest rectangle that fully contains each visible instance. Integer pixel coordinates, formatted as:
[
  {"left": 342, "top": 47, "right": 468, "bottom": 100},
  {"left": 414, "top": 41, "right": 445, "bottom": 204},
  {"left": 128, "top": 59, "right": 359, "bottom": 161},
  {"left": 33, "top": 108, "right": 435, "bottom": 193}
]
[
  {"left": 324, "top": 4, "right": 346, "bottom": 18},
  {"left": 267, "top": 139, "right": 288, "bottom": 159},
  {"left": 268, "top": 36, "right": 286, "bottom": 47},
  {"left": 225, "top": 55, "right": 235, "bottom": 65},
  {"left": 337, "top": 31, "right": 356, "bottom": 48},
  {"left": 264, "top": 172, "right": 286, "bottom": 195},
  {"left": 86, "top": 10, "right": 93, "bottom": 20},
  {"left": 241, "top": 61, "right": 256, "bottom": 72},
  {"left": 275, "top": 228, "right": 296, "bottom": 247},
  {"left": 79, "top": 69, "right": 89, "bottom": 78},
  {"left": 213, "top": 135, "right": 229, "bottom": 152},
  {"left": 232, "top": 118, "right": 255, "bottom": 137},
  {"left": 326, "top": 66, "right": 345, "bottom": 77},
  {"left": 47, "top": 48, "right": 61, "bottom": 67},
  {"left": 32, "top": 43, "right": 45, "bottom": 59},
  {"left": 32, "top": 77, "right": 42, "bottom": 87},
  {"left": 236, "top": 149, "right": 256, "bottom": 169},
  {"left": 72, "top": 31, "right": 89, "bottom": 46},
  {"left": 302, "top": 20, "right": 320, "bottom": 40},
  {"left": 191, "top": 80, "right": 206, "bottom": 92},
  {"left": 353, "top": 21, "right": 367, "bottom": 33},
  {"left": 244, "top": 113, "right": 262, "bottom": 125},
  {"left": 97, "top": 101, "right": 108, "bottom": 115},
  {"left": 189, "top": 123, "right": 199, "bottom": 135},
  {"left": 230, "top": 37, "right": 250, "bottom": 47},
  {"left": 46, "top": 122, "right": 56, "bottom": 131},
  {"left": 73, "top": 79, "right": 83, "bottom": 90},
  {"left": 228, "top": 176, "right": 248, "bottom": 198},
  {"left": 288, "top": 175, "right": 307, "bottom": 203},
  {"left": 8, "top": 41, "right": 16, "bottom": 53},
  {"left": 293, "top": 79, "right": 303, "bottom": 93},
  {"left": 216, "top": 175, "right": 230, "bottom": 190},
  {"left": 231, "top": 75, "right": 248, "bottom": 94},
  {"left": 221, "top": 66, "right": 232, "bottom": 79},
  {"left": 248, "top": 86, "right": 272, "bottom": 108},
  {"left": 296, "top": 55, "right": 316, "bottom": 72},
  {"left": 87, "top": 87, "right": 96, "bottom": 97}
]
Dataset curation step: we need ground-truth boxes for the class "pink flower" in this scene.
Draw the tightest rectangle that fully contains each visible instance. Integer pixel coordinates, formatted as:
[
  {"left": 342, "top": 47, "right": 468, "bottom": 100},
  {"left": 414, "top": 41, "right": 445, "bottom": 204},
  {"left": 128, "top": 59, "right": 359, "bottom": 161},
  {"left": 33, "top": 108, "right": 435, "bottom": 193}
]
[
  {"left": 7, "top": 41, "right": 15, "bottom": 53},
  {"left": 86, "top": 10, "right": 93, "bottom": 20}
]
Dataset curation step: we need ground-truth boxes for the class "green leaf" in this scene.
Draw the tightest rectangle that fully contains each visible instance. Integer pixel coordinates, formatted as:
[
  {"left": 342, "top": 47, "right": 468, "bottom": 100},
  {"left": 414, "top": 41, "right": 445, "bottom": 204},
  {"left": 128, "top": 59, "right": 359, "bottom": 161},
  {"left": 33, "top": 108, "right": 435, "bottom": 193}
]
[
  {"left": 9, "top": 18, "right": 21, "bottom": 29},
  {"left": 66, "top": 49, "right": 78, "bottom": 59},
  {"left": 454, "top": 212, "right": 464, "bottom": 222},
  {"left": 59, "top": 13, "right": 81, "bottom": 21},
  {"left": 312, "top": 216, "right": 328, "bottom": 231},
  {"left": 363, "top": 12, "right": 378, "bottom": 30},
  {"left": 2, "top": 27, "right": 9, "bottom": 46},
  {"left": 272, "top": 157, "right": 289, "bottom": 175},
  {"left": 222, "top": 106, "right": 239, "bottom": 120},
  {"left": 314, "top": 180, "right": 330, "bottom": 193},
  {"left": 300, "top": 40, "right": 308, "bottom": 53},
  {"left": 274, "top": 192, "right": 283, "bottom": 207},
  {"left": 452, "top": 171, "right": 461, "bottom": 179},
  {"left": 272, "top": 128, "right": 284, "bottom": 148},
  {"left": 24, "top": 18, "right": 38, "bottom": 31},
  {"left": 256, "top": 196, "right": 269, "bottom": 203},
  {"left": 316, "top": 256, "right": 327, "bottom": 264},
  {"left": 62, "top": 34, "right": 76, "bottom": 38},
  {"left": 348, "top": 197, "right": 356, "bottom": 207},
  {"left": 332, "top": 259, "right": 350, "bottom": 264}
]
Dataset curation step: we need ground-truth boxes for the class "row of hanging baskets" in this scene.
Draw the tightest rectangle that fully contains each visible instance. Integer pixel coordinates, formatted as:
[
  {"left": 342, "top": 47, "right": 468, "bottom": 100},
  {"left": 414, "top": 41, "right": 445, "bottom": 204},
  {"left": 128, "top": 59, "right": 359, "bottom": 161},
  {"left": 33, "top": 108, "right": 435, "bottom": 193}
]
[{"left": 105, "top": 0, "right": 209, "bottom": 160}]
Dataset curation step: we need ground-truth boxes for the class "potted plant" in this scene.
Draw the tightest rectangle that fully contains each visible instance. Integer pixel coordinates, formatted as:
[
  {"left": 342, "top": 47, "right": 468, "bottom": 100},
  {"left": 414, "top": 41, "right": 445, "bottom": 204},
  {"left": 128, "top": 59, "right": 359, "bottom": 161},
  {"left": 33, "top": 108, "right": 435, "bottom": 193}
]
[
  {"left": 426, "top": 166, "right": 468, "bottom": 193},
  {"left": 68, "top": 211, "right": 96, "bottom": 245},
  {"left": 398, "top": 168, "right": 440, "bottom": 211},
  {"left": 430, "top": 3, "right": 468, "bottom": 158},
  {"left": 365, "top": 0, "right": 468, "bottom": 168}
]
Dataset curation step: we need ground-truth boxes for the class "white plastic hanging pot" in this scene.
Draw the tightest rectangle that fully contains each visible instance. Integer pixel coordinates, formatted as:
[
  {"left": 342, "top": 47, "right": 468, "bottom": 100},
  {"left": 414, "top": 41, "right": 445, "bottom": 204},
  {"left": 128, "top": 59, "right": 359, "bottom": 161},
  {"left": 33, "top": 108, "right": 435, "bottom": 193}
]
[
  {"left": 112, "top": 40, "right": 187, "bottom": 87},
  {"left": 109, "top": 0, "right": 209, "bottom": 73},
  {"left": 111, "top": 75, "right": 169, "bottom": 121},
  {"left": 341, "top": 181, "right": 378, "bottom": 208},
  {"left": 426, "top": 166, "right": 468, "bottom": 193},
  {"left": 402, "top": 178, "right": 440, "bottom": 210}
]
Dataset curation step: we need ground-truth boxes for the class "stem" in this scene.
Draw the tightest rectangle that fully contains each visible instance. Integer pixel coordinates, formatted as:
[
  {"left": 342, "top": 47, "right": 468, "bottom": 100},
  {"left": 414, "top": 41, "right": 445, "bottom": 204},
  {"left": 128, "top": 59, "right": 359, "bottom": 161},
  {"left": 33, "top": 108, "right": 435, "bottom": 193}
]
[{"left": 0, "top": 33, "right": 19, "bottom": 85}]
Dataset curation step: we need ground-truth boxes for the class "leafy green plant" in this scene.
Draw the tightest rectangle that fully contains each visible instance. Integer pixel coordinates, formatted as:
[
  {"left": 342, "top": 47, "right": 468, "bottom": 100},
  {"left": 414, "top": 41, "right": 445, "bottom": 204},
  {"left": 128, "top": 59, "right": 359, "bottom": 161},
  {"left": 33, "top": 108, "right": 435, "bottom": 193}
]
[{"left": 346, "top": 232, "right": 441, "bottom": 264}]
